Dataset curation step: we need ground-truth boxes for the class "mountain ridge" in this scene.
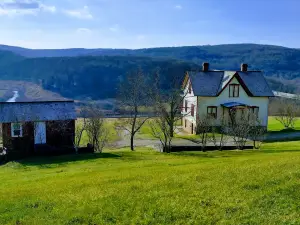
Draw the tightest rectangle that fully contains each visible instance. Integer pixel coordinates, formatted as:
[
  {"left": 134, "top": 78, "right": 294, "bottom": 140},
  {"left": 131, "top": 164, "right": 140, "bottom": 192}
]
[{"left": 0, "top": 43, "right": 300, "bottom": 100}]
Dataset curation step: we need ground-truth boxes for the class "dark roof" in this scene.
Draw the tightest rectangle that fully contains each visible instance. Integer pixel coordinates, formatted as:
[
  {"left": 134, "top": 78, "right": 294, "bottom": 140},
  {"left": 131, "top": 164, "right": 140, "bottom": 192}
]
[
  {"left": 187, "top": 70, "right": 274, "bottom": 97},
  {"left": 0, "top": 101, "right": 76, "bottom": 123}
]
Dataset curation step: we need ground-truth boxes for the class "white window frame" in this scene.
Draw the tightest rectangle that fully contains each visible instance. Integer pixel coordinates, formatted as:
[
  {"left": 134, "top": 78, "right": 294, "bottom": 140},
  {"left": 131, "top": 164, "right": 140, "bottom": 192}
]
[{"left": 11, "top": 123, "right": 23, "bottom": 137}]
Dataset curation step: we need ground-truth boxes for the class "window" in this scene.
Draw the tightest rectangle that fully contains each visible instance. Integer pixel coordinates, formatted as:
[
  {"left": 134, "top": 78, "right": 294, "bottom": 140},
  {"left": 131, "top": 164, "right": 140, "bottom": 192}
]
[
  {"left": 11, "top": 123, "right": 22, "bottom": 137},
  {"left": 185, "top": 120, "right": 187, "bottom": 128},
  {"left": 188, "top": 83, "right": 192, "bottom": 94},
  {"left": 191, "top": 104, "right": 195, "bottom": 117},
  {"left": 251, "top": 106, "right": 259, "bottom": 118},
  {"left": 185, "top": 100, "right": 188, "bottom": 112},
  {"left": 207, "top": 106, "right": 217, "bottom": 118},
  {"left": 229, "top": 84, "right": 240, "bottom": 97}
]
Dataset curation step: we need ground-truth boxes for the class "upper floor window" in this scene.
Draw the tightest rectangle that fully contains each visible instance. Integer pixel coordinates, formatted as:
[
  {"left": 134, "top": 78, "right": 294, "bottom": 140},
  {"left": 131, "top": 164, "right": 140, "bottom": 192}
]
[
  {"left": 191, "top": 104, "right": 195, "bottom": 117},
  {"left": 11, "top": 123, "right": 22, "bottom": 137},
  {"left": 185, "top": 100, "right": 188, "bottom": 112},
  {"left": 229, "top": 84, "right": 240, "bottom": 97},
  {"left": 188, "top": 83, "right": 192, "bottom": 94},
  {"left": 207, "top": 106, "right": 217, "bottom": 118}
]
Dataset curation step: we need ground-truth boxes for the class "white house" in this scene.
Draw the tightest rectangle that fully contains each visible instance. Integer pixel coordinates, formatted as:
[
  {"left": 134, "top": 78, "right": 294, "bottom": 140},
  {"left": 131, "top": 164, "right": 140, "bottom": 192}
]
[{"left": 182, "top": 63, "right": 274, "bottom": 134}]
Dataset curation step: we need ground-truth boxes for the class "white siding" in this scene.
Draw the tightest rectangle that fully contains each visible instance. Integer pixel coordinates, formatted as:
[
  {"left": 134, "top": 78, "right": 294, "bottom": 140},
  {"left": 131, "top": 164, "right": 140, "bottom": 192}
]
[
  {"left": 182, "top": 78, "right": 197, "bottom": 124},
  {"left": 197, "top": 77, "right": 269, "bottom": 126}
]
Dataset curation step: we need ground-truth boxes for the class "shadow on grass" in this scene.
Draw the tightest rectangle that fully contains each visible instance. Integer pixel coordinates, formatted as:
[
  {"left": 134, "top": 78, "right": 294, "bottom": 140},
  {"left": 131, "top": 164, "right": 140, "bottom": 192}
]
[
  {"left": 262, "top": 149, "right": 300, "bottom": 153},
  {"left": 19, "top": 153, "right": 121, "bottom": 167},
  {"left": 267, "top": 128, "right": 300, "bottom": 134},
  {"left": 264, "top": 137, "right": 300, "bottom": 143}
]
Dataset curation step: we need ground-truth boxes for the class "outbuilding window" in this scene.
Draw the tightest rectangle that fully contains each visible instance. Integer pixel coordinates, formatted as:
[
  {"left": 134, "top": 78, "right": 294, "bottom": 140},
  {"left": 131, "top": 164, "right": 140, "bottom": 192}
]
[{"left": 11, "top": 123, "right": 23, "bottom": 137}]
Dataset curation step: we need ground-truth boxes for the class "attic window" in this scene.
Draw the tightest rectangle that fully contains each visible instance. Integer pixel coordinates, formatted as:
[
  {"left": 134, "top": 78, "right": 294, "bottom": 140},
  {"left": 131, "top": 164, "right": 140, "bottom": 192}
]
[
  {"left": 188, "top": 83, "right": 192, "bottom": 94},
  {"left": 11, "top": 123, "right": 23, "bottom": 137},
  {"left": 229, "top": 84, "right": 240, "bottom": 97}
]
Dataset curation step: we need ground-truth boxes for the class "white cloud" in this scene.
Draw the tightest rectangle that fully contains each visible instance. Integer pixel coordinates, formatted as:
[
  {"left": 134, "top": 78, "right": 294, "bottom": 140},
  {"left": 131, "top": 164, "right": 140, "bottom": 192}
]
[
  {"left": 137, "top": 35, "right": 146, "bottom": 41},
  {"left": 40, "top": 4, "right": 56, "bottom": 13},
  {"left": 174, "top": 5, "right": 182, "bottom": 10},
  {"left": 109, "top": 24, "right": 120, "bottom": 32},
  {"left": 76, "top": 28, "right": 92, "bottom": 34},
  {"left": 63, "top": 5, "right": 93, "bottom": 20},
  {"left": 0, "top": 0, "right": 56, "bottom": 17}
]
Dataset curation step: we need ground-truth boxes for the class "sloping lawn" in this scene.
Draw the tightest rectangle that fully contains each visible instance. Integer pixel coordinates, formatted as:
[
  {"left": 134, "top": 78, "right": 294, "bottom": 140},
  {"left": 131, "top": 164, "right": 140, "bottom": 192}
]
[{"left": 1, "top": 144, "right": 300, "bottom": 224}]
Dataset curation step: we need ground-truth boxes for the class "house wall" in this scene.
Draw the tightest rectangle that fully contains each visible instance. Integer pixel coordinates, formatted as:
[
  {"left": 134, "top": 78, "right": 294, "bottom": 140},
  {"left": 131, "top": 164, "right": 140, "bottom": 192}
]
[
  {"left": 197, "top": 77, "right": 269, "bottom": 126},
  {"left": 182, "top": 78, "right": 197, "bottom": 133}
]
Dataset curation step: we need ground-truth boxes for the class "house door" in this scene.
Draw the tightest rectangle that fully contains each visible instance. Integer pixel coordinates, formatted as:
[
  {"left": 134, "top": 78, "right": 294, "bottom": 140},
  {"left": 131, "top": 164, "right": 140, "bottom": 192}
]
[
  {"left": 191, "top": 123, "right": 194, "bottom": 134},
  {"left": 34, "top": 122, "right": 46, "bottom": 144}
]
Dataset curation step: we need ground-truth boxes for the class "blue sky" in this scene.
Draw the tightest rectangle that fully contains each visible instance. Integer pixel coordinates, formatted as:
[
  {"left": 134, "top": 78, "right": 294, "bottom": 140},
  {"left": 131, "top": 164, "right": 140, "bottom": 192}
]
[{"left": 0, "top": 0, "right": 300, "bottom": 49}]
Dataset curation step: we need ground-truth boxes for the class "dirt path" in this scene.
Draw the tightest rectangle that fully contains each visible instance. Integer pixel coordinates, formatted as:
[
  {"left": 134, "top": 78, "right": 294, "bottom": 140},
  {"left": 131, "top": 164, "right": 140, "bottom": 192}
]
[{"left": 109, "top": 129, "right": 201, "bottom": 149}]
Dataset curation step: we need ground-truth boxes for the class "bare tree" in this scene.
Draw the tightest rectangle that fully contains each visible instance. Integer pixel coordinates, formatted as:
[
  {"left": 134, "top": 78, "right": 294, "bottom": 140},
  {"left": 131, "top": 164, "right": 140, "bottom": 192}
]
[
  {"left": 151, "top": 70, "right": 188, "bottom": 138},
  {"left": 210, "top": 116, "right": 230, "bottom": 151},
  {"left": 249, "top": 119, "right": 266, "bottom": 149},
  {"left": 73, "top": 118, "right": 87, "bottom": 153},
  {"left": 228, "top": 108, "right": 265, "bottom": 150},
  {"left": 116, "top": 69, "right": 151, "bottom": 151},
  {"left": 84, "top": 106, "right": 109, "bottom": 153},
  {"left": 195, "top": 115, "right": 213, "bottom": 151},
  {"left": 149, "top": 116, "right": 174, "bottom": 153},
  {"left": 275, "top": 98, "right": 299, "bottom": 129}
]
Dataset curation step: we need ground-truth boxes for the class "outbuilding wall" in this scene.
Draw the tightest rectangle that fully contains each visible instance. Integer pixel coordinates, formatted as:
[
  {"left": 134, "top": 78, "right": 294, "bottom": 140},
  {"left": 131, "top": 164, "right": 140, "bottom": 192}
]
[{"left": 2, "top": 120, "right": 75, "bottom": 159}]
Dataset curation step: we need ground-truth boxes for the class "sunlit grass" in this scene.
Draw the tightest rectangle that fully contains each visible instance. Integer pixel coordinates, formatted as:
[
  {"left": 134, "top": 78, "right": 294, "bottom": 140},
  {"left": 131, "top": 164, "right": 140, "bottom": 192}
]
[{"left": 1, "top": 142, "right": 300, "bottom": 224}]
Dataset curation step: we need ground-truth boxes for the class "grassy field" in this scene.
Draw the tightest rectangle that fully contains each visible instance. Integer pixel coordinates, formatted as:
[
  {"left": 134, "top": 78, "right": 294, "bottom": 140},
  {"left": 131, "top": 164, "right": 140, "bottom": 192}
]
[{"left": 1, "top": 141, "right": 300, "bottom": 224}]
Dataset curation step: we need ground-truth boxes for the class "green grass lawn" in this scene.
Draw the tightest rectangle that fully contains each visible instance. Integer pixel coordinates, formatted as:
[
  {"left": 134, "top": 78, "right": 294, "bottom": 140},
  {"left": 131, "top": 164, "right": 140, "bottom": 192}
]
[{"left": 1, "top": 142, "right": 300, "bottom": 224}]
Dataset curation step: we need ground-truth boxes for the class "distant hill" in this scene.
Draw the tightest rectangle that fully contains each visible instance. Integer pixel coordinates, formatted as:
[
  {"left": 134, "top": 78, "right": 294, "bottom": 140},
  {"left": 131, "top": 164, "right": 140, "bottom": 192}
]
[
  {"left": 0, "top": 43, "right": 300, "bottom": 100},
  {"left": 0, "top": 51, "right": 198, "bottom": 99}
]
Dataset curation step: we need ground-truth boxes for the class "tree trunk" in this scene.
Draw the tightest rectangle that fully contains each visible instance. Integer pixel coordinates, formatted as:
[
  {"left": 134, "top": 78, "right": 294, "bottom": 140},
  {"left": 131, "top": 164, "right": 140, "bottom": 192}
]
[
  {"left": 130, "top": 134, "right": 134, "bottom": 151},
  {"left": 131, "top": 113, "right": 137, "bottom": 151},
  {"left": 170, "top": 122, "right": 174, "bottom": 138}
]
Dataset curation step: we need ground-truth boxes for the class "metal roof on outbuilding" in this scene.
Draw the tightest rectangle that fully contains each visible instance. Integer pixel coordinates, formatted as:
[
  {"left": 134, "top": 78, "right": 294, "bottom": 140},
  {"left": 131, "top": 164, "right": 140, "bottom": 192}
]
[{"left": 0, "top": 101, "right": 76, "bottom": 123}]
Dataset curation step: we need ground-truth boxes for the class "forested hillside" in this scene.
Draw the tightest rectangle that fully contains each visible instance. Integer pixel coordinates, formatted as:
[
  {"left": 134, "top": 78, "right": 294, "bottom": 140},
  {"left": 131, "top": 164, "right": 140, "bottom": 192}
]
[
  {"left": 0, "top": 43, "right": 300, "bottom": 100},
  {"left": 0, "top": 51, "right": 198, "bottom": 99}
]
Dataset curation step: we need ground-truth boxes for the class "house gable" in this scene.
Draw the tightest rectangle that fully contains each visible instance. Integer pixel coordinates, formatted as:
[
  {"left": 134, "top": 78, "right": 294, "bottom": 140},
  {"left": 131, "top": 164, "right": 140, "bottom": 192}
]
[{"left": 217, "top": 72, "right": 253, "bottom": 97}]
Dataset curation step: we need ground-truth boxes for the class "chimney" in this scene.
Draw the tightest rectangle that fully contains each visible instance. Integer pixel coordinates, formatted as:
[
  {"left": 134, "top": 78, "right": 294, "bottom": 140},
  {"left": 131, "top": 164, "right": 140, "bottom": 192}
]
[
  {"left": 202, "top": 62, "right": 209, "bottom": 72},
  {"left": 241, "top": 63, "right": 248, "bottom": 72}
]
